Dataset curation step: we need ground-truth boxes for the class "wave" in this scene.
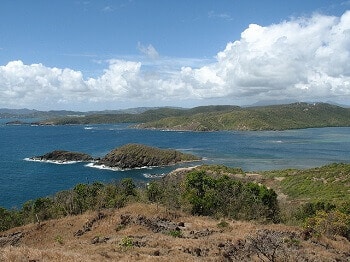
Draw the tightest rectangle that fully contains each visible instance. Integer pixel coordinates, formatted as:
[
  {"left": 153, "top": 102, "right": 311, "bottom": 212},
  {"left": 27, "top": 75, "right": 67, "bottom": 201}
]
[
  {"left": 143, "top": 173, "right": 166, "bottom": 178},
  {"left": 24, "top": 158, "right": 82, "bottom": 165},
  {"left": 85, "top": 163, "right": 156, "bottom": 172},
  {"left": 85, "top": 163, "right": 124, "bottom": 171}
]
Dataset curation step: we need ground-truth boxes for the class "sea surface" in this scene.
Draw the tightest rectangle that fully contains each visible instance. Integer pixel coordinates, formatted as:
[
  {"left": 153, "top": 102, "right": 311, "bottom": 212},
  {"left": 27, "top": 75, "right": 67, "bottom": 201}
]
[{"left": 1, "top": 120, "right": 350, "bottom": 209}]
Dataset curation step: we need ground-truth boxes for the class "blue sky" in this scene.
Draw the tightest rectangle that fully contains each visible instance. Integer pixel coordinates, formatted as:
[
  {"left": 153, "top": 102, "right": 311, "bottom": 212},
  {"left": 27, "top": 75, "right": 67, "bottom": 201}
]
[{"left": 0, "top": 0, "right": 350, "bottom": 110}]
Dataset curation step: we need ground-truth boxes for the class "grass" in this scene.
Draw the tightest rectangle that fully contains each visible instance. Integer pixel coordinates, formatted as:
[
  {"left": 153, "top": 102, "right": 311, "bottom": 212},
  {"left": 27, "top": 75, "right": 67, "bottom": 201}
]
[{"left": 1, "top": 203, "right": 349, "bottom": 261}]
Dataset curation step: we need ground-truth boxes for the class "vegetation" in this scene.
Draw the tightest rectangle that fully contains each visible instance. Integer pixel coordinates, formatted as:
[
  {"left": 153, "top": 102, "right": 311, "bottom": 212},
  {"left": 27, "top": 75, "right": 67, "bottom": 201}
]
[
  {"left": 263, "top": 163, "right": 350, "bottom": 204},
  {"left": 33, "top": 102, "right": 350, "bottom": 131},
  {"left": 97, "top": 143, "right": 201, "bottom": 168},
  {"left": 36, "top": 105, "right": 237, "bottom": 125},
  {"left": 140, "top": 102, "right": 350, "bottom": 131},
  {"left": 304, "top": 210, "right": 350, "bottom": 239},
  {"left": 1, "top": 163, "right": 350, "bottom": 243},
  {"left": 0, "top": 165, "right": 277, "bottom": 232}
]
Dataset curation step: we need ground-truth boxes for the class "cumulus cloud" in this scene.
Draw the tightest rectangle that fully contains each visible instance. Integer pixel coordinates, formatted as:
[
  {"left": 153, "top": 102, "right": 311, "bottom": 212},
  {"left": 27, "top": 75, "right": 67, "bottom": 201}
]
[
  {"left": 1, "top": 11, "right": 350, "bottom": 110},
  {"left": 182, "top": 11, "right": 350, "bottom": 102}
]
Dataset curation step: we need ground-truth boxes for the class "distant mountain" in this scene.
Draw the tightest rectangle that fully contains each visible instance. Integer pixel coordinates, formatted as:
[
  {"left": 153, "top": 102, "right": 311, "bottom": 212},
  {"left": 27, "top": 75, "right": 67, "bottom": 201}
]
[
  {"left": 0, "top": 108, "right": 38, "bottom": 115},
  {"left": 0, "top": 107, "right": 181, "bottom": 119},
  {"left": 36, "top": 105, "right": 237, "bottom": 125}
]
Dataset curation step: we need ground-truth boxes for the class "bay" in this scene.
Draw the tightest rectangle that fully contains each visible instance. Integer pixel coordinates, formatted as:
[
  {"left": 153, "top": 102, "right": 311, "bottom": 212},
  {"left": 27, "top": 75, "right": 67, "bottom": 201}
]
[{"left": 0, "top": 120, "right": 349, "bottom": 209}]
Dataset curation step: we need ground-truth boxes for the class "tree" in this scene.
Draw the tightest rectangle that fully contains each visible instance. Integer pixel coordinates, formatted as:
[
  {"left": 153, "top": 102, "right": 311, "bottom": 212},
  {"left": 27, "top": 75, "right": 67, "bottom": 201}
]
[
  {"left": 184, "top": 170, "right": 217, "bottom": 215},
  {"left": 146, "top": 181, "right": 164, "bottom": 203},
  {"left": 120, "top": 178, "right": 137, "bottom": 197}
]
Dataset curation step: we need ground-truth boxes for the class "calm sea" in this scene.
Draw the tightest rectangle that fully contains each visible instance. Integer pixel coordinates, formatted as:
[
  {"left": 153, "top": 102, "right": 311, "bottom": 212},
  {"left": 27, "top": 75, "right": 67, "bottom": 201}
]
[{"left": 1, "top": 120, "right": 349, "bottom": 209}]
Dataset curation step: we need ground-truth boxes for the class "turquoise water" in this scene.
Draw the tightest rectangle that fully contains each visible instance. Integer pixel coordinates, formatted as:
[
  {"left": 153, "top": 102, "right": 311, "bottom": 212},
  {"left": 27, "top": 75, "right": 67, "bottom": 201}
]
[{"left": 0, "top": 120, "right": 349, "bottom": 208}]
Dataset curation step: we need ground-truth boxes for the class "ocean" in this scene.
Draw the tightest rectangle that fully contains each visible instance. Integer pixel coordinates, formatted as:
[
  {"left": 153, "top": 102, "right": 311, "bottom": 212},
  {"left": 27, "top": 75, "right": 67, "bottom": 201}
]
[{"left": 1, "top": 120, "right": 349, "bottom": 209}]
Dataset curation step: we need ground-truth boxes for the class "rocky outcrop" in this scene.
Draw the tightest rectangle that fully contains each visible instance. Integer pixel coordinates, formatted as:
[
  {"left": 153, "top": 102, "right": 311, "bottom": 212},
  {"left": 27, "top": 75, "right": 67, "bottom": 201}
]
[
  {"left": 96, "top": 143, "right": 200, "bottom": 169},
  {"left": 0, "top": 232, "right": 23, "bottom": 247},
  {"left": 31, "top": 150, "right": 94, "bottom": 162}
]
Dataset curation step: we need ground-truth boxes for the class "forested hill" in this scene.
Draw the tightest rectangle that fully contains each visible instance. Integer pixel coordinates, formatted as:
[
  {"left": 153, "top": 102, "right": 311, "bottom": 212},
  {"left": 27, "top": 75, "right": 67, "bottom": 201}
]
[
  {"left": 33, "top": 105, "right": 238, "bottom": 125},
  {"left": 15, "top": 103, "right": 350, "bottom": 131},
  {"left": 138, "top": 103, "right": 350, "bottom": 131}
]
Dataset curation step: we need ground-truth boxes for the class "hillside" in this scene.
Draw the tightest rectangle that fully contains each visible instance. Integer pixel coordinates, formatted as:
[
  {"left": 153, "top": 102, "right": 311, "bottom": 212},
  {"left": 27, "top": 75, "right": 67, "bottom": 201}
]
[
  {"left": 36, "top": 105, "right": 237, "bottom": 125},
  {"left": 139, "top": 103, "right": 350, "bottom": 131},
  {"left": 7, "top": 103, "right": 350, "bottom": 131},
  {"left": 1, "top": 164, "right": 350, "bottom": 261},
  {"left": 262, "top": 163, "right": 350, "bottom": 204},
  {"left": 1, "top": 203, "right": 349, "bottom": 262}
]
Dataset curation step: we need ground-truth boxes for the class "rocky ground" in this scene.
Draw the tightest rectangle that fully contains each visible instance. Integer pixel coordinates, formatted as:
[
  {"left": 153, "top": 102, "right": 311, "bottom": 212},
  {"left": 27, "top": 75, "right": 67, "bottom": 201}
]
[{"left": 1, "top": 203, "right": 349, "bottom": 262}]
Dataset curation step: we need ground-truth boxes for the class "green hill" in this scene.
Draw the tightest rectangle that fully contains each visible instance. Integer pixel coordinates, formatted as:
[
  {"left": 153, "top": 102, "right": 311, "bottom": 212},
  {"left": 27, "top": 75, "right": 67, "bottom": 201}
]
[
  {"left": 34, "top": 103, "right": 350, "bottom": 131},
  {"left": 37, "top": 105, "right": 237, "bottom": 125},
  {"left": 139, "top": 103, "right": 350, "bottom": 131}
]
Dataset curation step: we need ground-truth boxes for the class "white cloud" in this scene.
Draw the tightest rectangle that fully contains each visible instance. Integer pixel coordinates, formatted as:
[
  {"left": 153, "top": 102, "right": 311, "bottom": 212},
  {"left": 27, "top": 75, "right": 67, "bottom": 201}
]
[
  {"left": 208, "top": 11, "right": 233, "bottom": 21},
  {"left": 1, "top": 11, "right": 350, "bottom": 110},
  {"left": 102, "top": 6, "right": 113, "bottom": 12},
  {"left": 137, "top": 42, "right": 160, "bottom": 60},
  {"left": 184, "top": 11, "right": 350, "bottom": 102}
]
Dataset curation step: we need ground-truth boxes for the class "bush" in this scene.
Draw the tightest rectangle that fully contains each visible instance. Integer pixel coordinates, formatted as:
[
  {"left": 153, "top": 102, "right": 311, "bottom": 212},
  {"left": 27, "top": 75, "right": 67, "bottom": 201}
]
[
  {"left": 295, "top": 202, "right": 336, "bottom": 221},
  {"left": 304, "top": 210, "right": 350, "bottom": 239},
  {"left": 0, "top": 207, "right": 22, "bottom": 231},
  {"left": 146, "top": 181, "right": 164, "bottom": 203},
  {"left": 183, "top": 170, "right": 280, "bottom": 221}
]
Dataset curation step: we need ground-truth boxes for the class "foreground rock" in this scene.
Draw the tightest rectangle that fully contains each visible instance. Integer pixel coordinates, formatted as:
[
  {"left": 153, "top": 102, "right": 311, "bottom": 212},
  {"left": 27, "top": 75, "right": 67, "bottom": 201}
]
[
  {"left": 96, "top": 143, "right": 200, "bottom": 169},
  {"left": 31, "top": 150, "right": 94, "bottom": 162}
]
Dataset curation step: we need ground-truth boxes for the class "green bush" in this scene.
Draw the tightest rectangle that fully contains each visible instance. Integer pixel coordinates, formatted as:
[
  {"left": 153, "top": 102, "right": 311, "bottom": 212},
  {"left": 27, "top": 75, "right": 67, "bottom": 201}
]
[
  {"left": 295, "top": 202, "right": 336, "bottom": 221},
  {"left": 304, "top": 210, "right": 350, "bottom": 239},
  {"left": 183, "top": 170, "right": 280, "bottom": 222}
]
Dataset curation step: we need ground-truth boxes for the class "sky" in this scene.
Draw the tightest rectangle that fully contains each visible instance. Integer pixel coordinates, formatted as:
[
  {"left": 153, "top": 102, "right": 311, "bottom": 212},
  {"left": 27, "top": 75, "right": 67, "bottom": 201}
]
[{"left": 0, "top": 0, "right": 350, "bottom": 111}]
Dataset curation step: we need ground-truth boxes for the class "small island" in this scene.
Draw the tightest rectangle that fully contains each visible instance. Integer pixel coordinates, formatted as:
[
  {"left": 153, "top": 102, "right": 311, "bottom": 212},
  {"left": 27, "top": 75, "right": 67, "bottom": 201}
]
[
  {"left": 30, "top": 150, "right": 94, "bottom": 163},
  {"left": 95, "top": 143, "right": 201, "bottom": 169},
  {"left": 29, "top": 144, "right": 200, "bottom": 168}
]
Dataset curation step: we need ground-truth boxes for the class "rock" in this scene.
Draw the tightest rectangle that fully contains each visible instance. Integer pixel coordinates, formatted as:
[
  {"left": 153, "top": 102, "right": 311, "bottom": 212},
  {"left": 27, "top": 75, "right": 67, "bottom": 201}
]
[
  {"left": 0, "top": 232, "right": 24, "bottom": 247},
  {"left": 74, "top": 212, "right": 106, "bottom": 237},
  {"left": 91, "top": 236, "right": 109, "bottom": 244},
  {"left": 31, "top": 150, "right": 94, "bottom": 162},
  {"left": 96, "top": 143, "right": 200, "bottom": 169},
  {"left": 178, "top": 222, "right": 185, "bottom": 227},
  {"left": 153, "top": 250, "right": 160, "bottom": 256}
]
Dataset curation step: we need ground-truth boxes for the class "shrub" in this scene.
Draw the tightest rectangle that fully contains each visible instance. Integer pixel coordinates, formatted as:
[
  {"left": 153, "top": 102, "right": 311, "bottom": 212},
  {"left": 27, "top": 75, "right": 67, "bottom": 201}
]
[
  {"left": 217, "top": 220, "right": 229, "bottom": 228},
  {"left": 55, "top": 235, "right": 64, "bottom": 245},
  {"left": 119, "top": 236, "right": 134, "bottom": 249},
  {"left": 183, "top": 170, "right": 280, "bottom": 221},
  {"left": 295, "top": 201, "right": 336, "bottom": 221},
  {"left": 304, "top": 210, "right": 350, "bottom": 239},
  {"left": 168, "top": 230, "right": 182, "bottom": 238},
  {"left": 146, "top": 181, "right": 164, "bottom": 203}
]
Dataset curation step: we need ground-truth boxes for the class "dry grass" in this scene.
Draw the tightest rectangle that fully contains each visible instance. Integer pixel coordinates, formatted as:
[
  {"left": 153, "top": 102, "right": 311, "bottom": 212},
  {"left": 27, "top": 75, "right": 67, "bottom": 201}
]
[{"left": 1, "top": 203, "right": 349, "bottom": 262}]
